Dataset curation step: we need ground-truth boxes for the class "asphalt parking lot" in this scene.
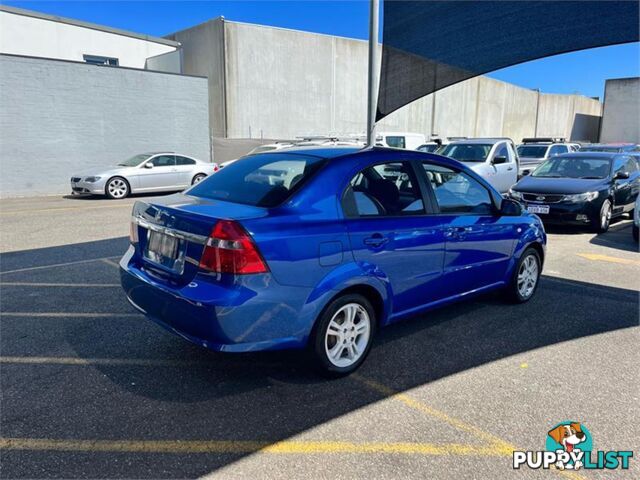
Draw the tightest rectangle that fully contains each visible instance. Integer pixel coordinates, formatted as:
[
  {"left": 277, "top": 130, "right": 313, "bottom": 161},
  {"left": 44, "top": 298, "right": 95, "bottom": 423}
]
[{"left": 1, "top": 195, "right": 638, "bottom": 479}]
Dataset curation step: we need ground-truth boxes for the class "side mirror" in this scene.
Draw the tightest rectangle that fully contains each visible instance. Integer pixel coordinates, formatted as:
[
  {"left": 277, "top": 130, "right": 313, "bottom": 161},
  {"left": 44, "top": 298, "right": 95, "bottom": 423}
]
[
  {"left": 521, "top": 169, "right": 531, "bottom": 176},
  {"left": 492, "top": 156, "right": 508, "bottom": 165},
  {"left": 614, "top": 171, "right": 630, "bottom": 180},
  {"left": 144, "top": 162, "right": 153, "bottom": 169},
  {"left": 500, "top": 198, "right": 522, "bottom": 216}
]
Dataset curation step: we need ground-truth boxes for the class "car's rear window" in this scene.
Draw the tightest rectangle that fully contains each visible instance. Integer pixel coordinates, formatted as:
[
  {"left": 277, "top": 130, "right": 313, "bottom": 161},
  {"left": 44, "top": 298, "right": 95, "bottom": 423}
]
[
  {"left": 517, "top": 145, "right": 549, "bottom": 158},
  {"left": 187, "top": 153, "right": 327, "bottom": 207}
]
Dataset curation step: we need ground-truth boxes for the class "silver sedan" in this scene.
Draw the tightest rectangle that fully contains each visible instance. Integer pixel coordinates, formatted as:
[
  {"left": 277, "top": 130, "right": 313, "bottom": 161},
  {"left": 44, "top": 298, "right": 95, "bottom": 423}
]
[{"left": 70, "top": 152, "right": 219, "bottom": 199}]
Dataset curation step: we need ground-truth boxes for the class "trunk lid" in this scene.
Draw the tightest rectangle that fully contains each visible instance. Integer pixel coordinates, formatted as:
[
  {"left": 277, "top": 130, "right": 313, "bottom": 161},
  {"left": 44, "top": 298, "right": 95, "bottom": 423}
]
[{"left": 130, "top": 193, "right": 267, "bottom": 285}]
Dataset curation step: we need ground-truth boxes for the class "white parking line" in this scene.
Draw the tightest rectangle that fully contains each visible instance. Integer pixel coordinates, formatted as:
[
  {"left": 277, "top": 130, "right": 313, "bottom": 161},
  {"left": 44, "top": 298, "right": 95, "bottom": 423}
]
[
  {"left": 0, "top": 282, "right": 120, "bottom": 287},
  {"left": 0, "top": 312, "right": 139, "bottom": 318},
  {"left": 0, "top": 256, "right": 121, "bottom": 275}
]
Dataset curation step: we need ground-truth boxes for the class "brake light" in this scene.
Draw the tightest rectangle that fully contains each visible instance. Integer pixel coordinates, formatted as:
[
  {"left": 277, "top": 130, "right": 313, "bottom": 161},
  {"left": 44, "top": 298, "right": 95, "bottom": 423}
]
[{"left": 199, "top": 220, "right": 268, "bottom": 274}]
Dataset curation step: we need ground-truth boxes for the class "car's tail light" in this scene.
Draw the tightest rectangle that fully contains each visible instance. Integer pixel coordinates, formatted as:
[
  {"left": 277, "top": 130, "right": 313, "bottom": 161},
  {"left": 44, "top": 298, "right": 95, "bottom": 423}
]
[
  {"left": 129, "top": 218, "right": 139, "bottom": 244},
  {"left": 213, "top": 164, "right": 220, "bottom": 172},
  {"left": 199, "top": 220, "right": 268, "bottom": 274}
]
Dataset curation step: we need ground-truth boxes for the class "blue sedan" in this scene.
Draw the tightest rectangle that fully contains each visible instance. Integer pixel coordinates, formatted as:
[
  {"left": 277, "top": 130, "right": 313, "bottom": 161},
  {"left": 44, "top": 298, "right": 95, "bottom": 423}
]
[{"left": 120, "top": 147, "right": 546, "bottom": 375}]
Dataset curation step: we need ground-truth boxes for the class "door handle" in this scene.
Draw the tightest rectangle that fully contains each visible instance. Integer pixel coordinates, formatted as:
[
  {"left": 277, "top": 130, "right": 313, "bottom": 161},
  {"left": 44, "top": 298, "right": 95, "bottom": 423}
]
[
  {"left": 363, "top": 234, "right": 389, "bottom": 247},
  {"left": 445, "top": 227, "right": 473, "bottom": 238},
  {"left": 507, "top": 166, "right": 514, "bottom": 171}
]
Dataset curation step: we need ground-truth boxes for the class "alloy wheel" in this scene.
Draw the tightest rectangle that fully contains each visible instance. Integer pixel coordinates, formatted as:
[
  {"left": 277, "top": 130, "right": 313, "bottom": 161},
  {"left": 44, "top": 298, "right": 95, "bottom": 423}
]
[
  {"left": 324, "top": 303, "right": 371, "bottom": 368},
  {"left": 517, "top": 254, "right": 539, "bottom": 299},
  {"left": 601, "top": 202, "right": 612, "bottom": 231},
  {"left": 107, "top": 178, "right": 128, "bottom": 199}
]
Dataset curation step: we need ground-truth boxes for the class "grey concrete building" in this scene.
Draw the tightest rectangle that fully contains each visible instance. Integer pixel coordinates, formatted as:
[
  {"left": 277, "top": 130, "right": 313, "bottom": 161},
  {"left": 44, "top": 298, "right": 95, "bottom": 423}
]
[
  {"left": 168, "top": 18, "right": 603, "bottom": 145},
  {"left": 600, "top": 77, "right": 640, "bottom": 143}
]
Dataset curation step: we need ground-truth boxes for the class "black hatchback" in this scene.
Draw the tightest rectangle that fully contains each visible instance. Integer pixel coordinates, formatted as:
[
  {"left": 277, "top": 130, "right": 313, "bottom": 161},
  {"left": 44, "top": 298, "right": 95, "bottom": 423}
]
[{"left": 509, "top": 153, "right": 639, "bottom": 232}]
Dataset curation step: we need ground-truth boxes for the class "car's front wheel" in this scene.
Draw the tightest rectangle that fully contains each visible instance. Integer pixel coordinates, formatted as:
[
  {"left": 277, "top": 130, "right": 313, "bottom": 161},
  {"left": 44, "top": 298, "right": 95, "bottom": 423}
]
[
  {"left": 310, "top": 294, "right": 375, "bottom": 377},
  {"left": 105, "top": 177, "right": 130, "bottom": 199},
  {"left": 592, "top": 199, "right": 612, "bottom": 233},
  {"left": 507, "top": 247, "right": 541, "bottom": 303}
]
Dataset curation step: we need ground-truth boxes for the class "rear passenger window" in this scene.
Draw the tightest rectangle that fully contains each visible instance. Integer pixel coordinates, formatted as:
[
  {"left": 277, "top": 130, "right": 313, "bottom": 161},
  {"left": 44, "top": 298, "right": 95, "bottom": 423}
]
[
  {"left": 175, "top": 156, "right": 196, "bottom": 165},
  {"left": 343, "top": 162, "right": 425, "bottom": 217},
  {"left": 422, "top": 164, "right": 494, "bottom": 215},
  {"left": 151, "top": 155, "right": 175, "bottom": 167}
]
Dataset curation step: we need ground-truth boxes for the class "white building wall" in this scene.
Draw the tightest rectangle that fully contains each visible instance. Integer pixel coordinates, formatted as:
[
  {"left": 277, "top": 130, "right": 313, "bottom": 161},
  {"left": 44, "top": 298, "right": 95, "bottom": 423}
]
[{"left": 0, "top": 9, "right": 176, "bottom": 68}]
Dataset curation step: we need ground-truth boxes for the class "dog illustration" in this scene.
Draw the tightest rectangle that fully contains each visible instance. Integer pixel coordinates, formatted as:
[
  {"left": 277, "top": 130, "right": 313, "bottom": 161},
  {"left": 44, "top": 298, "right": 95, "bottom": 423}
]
[{"left": 548, "top": 423, "right": 586, "bottom": 469}]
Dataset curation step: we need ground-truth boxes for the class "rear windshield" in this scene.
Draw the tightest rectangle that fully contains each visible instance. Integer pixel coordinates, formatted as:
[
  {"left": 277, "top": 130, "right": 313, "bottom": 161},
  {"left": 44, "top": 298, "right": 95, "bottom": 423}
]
[
  {"left": 187, "top": 153, "right": 327, "bottom": 207},
  {"left": 517, "top": 145, "right": 549, "bottom": 158}
]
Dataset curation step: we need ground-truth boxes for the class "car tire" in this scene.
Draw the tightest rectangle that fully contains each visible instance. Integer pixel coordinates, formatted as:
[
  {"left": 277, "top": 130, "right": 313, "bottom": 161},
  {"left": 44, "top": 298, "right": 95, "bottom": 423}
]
[
  {"left": 633, "top": 225, "right": 639, "bottom": 242},
  {"left": 309, "top": 293, "right": 376, "bottom": 377},
  {"left": 507, "top": 247, "right": 541, "bottom": 304},
  {"left": 592, "top": 199, "right": 612, "bottom": 233},
  {"left": 192, "top": 173, "right": 207, "bottom": 185},
  {"left": 105, "top": 177, "right": 130, "bottom": 199}
]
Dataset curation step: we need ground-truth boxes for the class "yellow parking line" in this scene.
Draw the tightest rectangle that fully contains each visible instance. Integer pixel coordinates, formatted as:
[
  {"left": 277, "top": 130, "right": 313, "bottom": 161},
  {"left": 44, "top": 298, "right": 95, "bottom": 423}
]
[
  {"left": 577, "top": 253, "right": 640, "bottom": 266},
  {"left": 352, "top": 376, "right": 586, "bottom": 480},
  {"left": 0, "top": 256, "right": 121, "bottom": 275},
  {"left": 0, "top": 312, "right": 139, "bottom": 318},
  {"left": 353, "top": 375, "right": 513, "bottom": 451},
  {"left": 0, "top": 437, "right": 505, "bottom": 456},
  {"left": 0, "top": 204, "right": 131, "bottom": 216},
  {"left": 0, "top": 356, "right": 197, "bottom": 367},
  {"left": 0, "top": 282, "right": 120, "bottom": 287}
]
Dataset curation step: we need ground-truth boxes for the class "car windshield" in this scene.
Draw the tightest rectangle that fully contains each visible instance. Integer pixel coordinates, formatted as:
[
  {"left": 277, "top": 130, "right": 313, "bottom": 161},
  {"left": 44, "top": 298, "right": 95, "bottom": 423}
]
[
  {"left": 438, "top": 143, "right": 492, "bottom": 162},
  {"left": 531, "top": 157, "right": 611, "bottom": 179},
  {"left": 187, "top": 153, "right": 327, "bottom": 207},
  {"left": 517, "top": 145, "right": 549, "bottom": 158},
  {"left": 117, "top": 154, "right": 153, "bottom": 167}
]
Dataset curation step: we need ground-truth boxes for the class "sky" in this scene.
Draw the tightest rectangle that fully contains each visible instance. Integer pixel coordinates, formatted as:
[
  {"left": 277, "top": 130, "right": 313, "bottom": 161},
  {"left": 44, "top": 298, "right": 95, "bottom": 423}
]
[{"left": 4, "top": 0, "right": 639, "bottom": 100}]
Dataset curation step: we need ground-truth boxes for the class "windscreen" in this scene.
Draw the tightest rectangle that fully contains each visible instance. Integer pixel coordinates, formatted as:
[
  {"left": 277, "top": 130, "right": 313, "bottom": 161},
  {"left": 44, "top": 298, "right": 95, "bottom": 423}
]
[
  {"left": 517, "top": 145, "right": 549, "bottom": 158},
  {"left": 187, "top": 153, "right": 327, "bottom": 207},
  {"left": 117, "top": 154, "right": 152, "bottom": 167},
  {"left": 532, "top": 157, "right": 611, "bottom": 179},
  {"left": 439, "top": 144, "right": 492, "bottom": 162}
]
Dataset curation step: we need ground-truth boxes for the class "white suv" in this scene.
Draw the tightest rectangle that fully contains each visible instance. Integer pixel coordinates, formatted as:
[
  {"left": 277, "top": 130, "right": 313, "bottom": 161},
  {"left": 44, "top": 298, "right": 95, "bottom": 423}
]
[
  {"left": 516, "top": 138, "right": 574, "bottom": 176},
  {"left": 437, "top": 138, "right": 519, "bottom": 193}
]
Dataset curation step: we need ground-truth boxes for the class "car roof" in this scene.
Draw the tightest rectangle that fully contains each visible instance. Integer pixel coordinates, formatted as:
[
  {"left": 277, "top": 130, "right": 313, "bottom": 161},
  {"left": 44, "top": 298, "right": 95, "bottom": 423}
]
[
  {"left": 554, "top": 151, "right": 620, "bottom": 159},
  {"left": 447, "top": 138, "right": 506, "bottom": 145},
  {"left": 267, "top": 146, "right": 364, "bottom": 159}
]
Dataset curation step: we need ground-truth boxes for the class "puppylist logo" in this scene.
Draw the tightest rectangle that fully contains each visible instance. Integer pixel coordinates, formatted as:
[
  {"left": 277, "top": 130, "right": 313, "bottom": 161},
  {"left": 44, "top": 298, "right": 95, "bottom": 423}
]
[{"left": 513, "top": 421, "right": 633, "bottom": 471}]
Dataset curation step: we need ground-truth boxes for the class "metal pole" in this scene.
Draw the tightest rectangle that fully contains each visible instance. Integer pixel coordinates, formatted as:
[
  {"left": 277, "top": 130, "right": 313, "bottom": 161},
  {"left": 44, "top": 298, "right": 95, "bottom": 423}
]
[{"left": 366, "top": 0, "right": 379, "bottom": 146}]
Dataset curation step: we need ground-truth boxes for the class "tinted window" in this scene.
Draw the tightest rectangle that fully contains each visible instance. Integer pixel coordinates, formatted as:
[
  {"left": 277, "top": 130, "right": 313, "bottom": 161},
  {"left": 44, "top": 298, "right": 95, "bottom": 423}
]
[
  {"left": 417, "top": 144, "right": 438, "bottom": 153},
  {"left": 613, "top": 156, "right": 638, "bottom": 174},
  {"left": 517, "top": 145, "right": 549, "bottom": 158},
  {"left": 549, "top": 145, "right": 568, "bottom": 156},
  {"left": 532, "top": 157, "right": 611, "bottom": 179},
  {"left": 343, "top": 162, "right": 425, "bottom": 217},
  {"left": 422, "top": 164, "right": 493, "bottom": 215},
  {"left": 188, "top": 154, "right": 326, "bottom": 207},
  {"left": 151, "top": 155, "right": 175, "bottom": 167},
  {"left": 175, "top": 156, "right": 196, "bottom": 166},
  {"left": 439, "top": 143, "right": 492, "bottom": 162},
  {"left": 385, "top": 136, "right": 406, "bottom": 149}
]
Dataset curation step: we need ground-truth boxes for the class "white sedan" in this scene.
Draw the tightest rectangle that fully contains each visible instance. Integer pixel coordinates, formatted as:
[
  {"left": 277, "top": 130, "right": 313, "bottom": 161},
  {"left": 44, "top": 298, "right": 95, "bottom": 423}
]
[{"left": 70, "top": 152, "right": 219, "bottom": 199}]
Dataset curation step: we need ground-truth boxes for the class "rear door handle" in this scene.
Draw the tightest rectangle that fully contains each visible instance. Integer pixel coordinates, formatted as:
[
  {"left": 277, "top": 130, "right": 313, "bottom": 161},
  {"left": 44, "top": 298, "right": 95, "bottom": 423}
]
[
  {"left": 445, "top": 226, "right": 473, "bottom": 238},
  {"left": 507, "top": 166, "right": 514, "bottom": 171},
  {"left": 363, "top": 234, "right": 389, "bottom": 247}
]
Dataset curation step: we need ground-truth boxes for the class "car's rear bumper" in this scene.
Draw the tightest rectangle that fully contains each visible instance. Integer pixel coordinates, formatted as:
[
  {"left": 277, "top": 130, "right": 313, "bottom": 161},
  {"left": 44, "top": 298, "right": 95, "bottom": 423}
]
[{"left": 119, "top": 247, "right": 318, "bottom": 352}]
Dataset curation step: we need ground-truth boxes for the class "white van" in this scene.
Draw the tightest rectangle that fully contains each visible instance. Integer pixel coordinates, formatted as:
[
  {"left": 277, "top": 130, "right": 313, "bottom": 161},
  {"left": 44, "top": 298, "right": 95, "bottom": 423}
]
[{"left": 375, "top": 132, "right": 426, "bottom": 150}]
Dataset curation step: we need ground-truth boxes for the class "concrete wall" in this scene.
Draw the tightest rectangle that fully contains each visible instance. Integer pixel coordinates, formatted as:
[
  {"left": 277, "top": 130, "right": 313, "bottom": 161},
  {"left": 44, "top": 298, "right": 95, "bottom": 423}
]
[
  {"left": 172, "top": 20, "right": 602, "bottom": 144},
  {"left": 0, "top": 7, "right": 177, "bottom": 69},
  {"left": 600, "top": 77, "right": 640, "bottom": 143},
  {"left": 168, "top": 19, "right": 227, "bottom": 139},
  {"left": 145, "top": 50, "right": 182, "bottom": 74},
  {"left": 0, "top": 55, "right": 210, "bottom": 197}
]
